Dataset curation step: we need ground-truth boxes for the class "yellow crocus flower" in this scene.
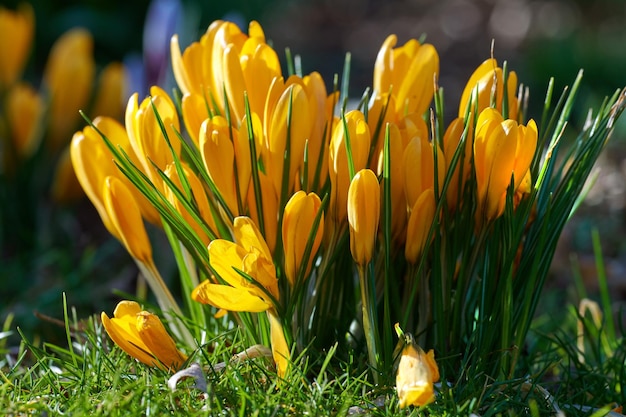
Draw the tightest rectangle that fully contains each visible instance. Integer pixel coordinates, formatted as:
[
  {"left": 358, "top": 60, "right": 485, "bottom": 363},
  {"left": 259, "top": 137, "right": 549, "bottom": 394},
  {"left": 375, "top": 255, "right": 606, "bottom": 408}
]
[
  {"left": 192, "top": 216, "right": 279, "bottom": 312},
  {"left": 474, "top": 108, "right": 537, "bottom": 221},
  {"left": 125, "top": 86, "right": 181, "bottom": 188},
  {"left": 103, "top": 176, "right": 152, "bottom": 263},
  {"left": 282, "top": 191, "right": 324, "bottom": 286},
  {"left": 171, "top": 20, "right": 280, "bottom": 123},
  {"left": 347, "top": 169, "right": 380, "bottom": 266},
  {"left": 70, "top": 117, "right": 160, "bottom": 227},
  {"left": 458, "top": 58, "right": 519, "bottom": 121},
  {"left": 91, "top": 62, "right": 127, "bottom": 121},
  {"left": 0, "top": 3, "right": 34, "bottom": 90},
  {"left": 442, "top": 117, "right": 473, "bottom": 210},
  {"left": 263, "top": 78, "right": 313, "bottom": 196},
  {"left": 101, "top": 300, "right": 187, "bottom": 371},
  {"left": 373, "top": 34, "right": 439, "bottom": 117},
  {"left": 5, "top": 82, "right": 43, "bottom": 159},
  {"left": 51, "top": 145, "right": 83, "bottom": 204},
  {"left": 43, "top": 28, "right": 95, "bottom": 151},
  {"left": 164, "top": 162, "right": 217, "bottom": 246},
  {"left": 402, "top": 133, "right": 445, "bottom": 210},
  {"left": 396, "top": 333, "right": 440, "bottom": 408},
  {"left": 405, "top": 189, "right": 436, "bottom": 264},
  {"left": 328, "top": 110, "right": 371, "bottom": 225}
]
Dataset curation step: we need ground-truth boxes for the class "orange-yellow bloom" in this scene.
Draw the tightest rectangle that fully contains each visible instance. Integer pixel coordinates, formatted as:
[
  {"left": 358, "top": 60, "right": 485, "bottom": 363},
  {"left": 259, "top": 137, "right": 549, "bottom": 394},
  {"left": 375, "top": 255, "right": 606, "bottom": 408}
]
[
  {"left": 0, "top": 3, "right": 34, "bottom": 89},
  {"left": 347, "top": 169, "right": 380, "bottom": 266},
  {"left": 282, "top": 191, "right": 324, "bottom": 286},
  {"left": 125, "top": 86, "right": 181, "bottom": 188},
  {"left": 405, "top": 189, "right": 436, "bottom": 264},
  {"left": 70, "top": 116, "right": 160, "bottom": 229},
  {"left": 101, "top": 300, "right": 187, "bottom": 371},
  {"left": 442, "top": 117, "right": 473, "bottom": 209},
  {"left": 474, "top": 108, "right": 537, "bottom": 221},
  {"left": 328, "top": 110, "right": 371, "bottom": 224},
  {"left": 402, "top": 133, "right": 445, "bottom": 210},
  {"left": 103, "top": 176, "right": 153, "bottom": 263},
  {"left": 396, "top": 334, "right": 440, "bottom": 408},
  {"left": 164, "top": 162, "right": 218, "bottom": 246},
  {"left": 458, "top": 58, "right": 519, "bottom": 121},
  {"left": 43, "top": 28, "right": 95, "bottom": 151},
  {"left": 192, "top": 216, "right": 278, "bottom": 312},
  {"left": 5, "top": 82, "right": 43, "bottom": 158},
  {"left": 263, "top": 77, "right": 313, "bottom": 196},
  {"left": 91, "top": 62, "right": 127, "bottom": 121},
  {"left": 373, "top": 34, "right": 439, "bottom": 117},
  {"left": 171, "top": 20, "right": 281, "bottom": 123}
]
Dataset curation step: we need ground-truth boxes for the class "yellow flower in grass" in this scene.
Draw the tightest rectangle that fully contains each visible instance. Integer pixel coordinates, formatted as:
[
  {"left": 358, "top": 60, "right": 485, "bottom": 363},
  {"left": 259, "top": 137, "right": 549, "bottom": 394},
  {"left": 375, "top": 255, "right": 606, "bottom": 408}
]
[
  {"left": 396, "top": 333, "right": 440, "bottom": 408},
  {"left": 43, "top": 28, "right": 95, "bottom": 151},
  {"left": 373, "top": 34, "right": 439, "bottom": 117},
  {"left": 193, "top": 216, "right": 278, "bottom": 311},
  {"left": 458, "top": 58, "right": 519, "bottom": 121},
  {"left": 474, "top": 108, "right": 537, "bottom": 221},
  {"left": 0, "top": 3, "right": 34, "bottom": 90},
  {"left": 101, "top": 300, "right": 187, "bottom": 371},
  {"left": 347, "top": 169, "right": 380, "bottom": 266},
  {"left": 282, "top": 191, "right": 324, "bottom": 286},
  {"left": 192, "top": 216, "right": 290, "bottom": 377}
]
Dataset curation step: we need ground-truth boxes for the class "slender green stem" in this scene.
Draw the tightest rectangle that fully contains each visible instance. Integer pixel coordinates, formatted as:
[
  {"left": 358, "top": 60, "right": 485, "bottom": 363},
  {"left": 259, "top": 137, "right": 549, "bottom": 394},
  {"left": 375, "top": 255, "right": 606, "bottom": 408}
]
[{"left": 358, "top": 263, "right": 379, "bottom": 384}]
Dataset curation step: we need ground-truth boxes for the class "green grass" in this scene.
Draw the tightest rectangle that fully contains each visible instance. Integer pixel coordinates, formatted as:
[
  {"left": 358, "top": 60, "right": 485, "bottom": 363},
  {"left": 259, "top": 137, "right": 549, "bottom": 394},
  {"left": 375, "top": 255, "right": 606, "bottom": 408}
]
[{"left": 1, "top": 288, "right": 623, "bottom": 416}]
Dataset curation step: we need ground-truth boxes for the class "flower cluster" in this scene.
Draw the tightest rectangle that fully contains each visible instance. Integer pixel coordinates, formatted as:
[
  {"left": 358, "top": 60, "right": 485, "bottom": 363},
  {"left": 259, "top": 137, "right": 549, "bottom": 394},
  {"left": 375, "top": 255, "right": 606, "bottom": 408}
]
[{"left": 77, "top": 18, "right": 624, "bottom": 407}]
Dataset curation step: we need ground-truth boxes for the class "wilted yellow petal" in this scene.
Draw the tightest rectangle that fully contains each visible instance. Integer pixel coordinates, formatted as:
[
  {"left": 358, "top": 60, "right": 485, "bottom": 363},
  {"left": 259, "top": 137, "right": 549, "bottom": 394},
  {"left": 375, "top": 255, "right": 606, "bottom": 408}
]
[
  {"left": 396, "top": 337, "right": 439, "bottom": 408},
  {"left": 101, "top": 301, "right": 154, "bottom": 367}
]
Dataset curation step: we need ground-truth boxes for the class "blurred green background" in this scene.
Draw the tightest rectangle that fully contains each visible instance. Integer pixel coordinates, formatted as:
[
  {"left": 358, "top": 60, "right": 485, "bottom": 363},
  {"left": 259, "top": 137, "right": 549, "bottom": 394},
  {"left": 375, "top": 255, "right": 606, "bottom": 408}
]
[{"left": 2, "top": 0, "right": 625, "bottom": 344}]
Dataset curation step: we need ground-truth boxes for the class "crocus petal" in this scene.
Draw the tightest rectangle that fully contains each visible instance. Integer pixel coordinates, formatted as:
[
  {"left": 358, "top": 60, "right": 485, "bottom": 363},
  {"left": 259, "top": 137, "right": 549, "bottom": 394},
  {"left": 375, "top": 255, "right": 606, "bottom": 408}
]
[
  {"left": 347, "top": 169, "right": 380, "bottom": 266},
  {"left": 268, "top": 309, "right": 290, "bottom": 379},
  {"left": 103, "top": 176, "right": 152, "bottom": 263},
  {"left": 136, "top": 311, "right": 187, "bottom": 370},
  {"left": 191, "top": 281, "right": 272, "bottom": 312}
]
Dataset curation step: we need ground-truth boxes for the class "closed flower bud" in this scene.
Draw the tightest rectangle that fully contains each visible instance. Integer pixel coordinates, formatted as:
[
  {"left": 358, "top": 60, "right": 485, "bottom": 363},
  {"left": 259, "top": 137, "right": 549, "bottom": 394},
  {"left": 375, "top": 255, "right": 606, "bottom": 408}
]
[
  {"left": 405, "top": 189, "right": 436, "bottom": 264},
  {"left": 0, "top": 3, "right": 34, "bottom": 89},
  {"left": 373, "top": 34, "right": 439, "bottom": 117},
  {"left": 474, "top": 108, "right": 537, "bottom": 221},
  {"left": 5, "top": 82, "right": 43, "bottom": 158},
  {"left": 43, "top": 28, "right": 95, "bottom": 150},
  {"left": 396, "top": 334, "right": 440, "bottom": 408},
  {"left": 103, "top": 176, "right": 152, "bottom": 263},
  {"left": 328, "top": 110, "right": 371, "bottom": 224},
  {"left": 458, "top": 58, "right": 519, "bottom": 121},
  {"left": 282, "top": 191, "right": 324, "bottom": 286},
  {"left": 101, "top": 300, "right": 187, "bottom": 371},
  {"left": 347, "top": 169, "right": 380, "bottom": 266}
]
